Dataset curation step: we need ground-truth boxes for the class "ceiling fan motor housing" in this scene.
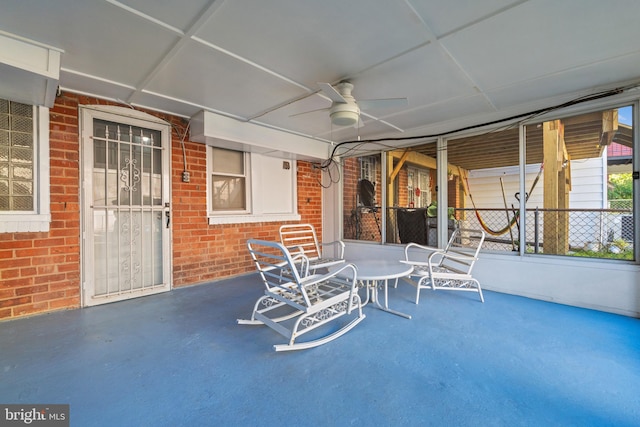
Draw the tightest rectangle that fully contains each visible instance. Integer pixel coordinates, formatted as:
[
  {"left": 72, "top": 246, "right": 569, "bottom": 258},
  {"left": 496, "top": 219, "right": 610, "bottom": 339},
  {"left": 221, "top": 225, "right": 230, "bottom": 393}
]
[{"left": 330, "top": 81, "right": 359, "bottom": 126}]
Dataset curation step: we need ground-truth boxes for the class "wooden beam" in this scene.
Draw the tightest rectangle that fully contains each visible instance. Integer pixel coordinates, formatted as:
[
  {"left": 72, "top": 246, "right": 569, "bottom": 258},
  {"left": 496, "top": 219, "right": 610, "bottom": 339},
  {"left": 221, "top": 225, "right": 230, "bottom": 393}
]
[
  {"left": 390, "top": 150, "right": 436, "bottom": 170},
  {"left": 543, "top": 120, "right": 561, "bottom": 254},
  {"left": 543, "top": 120, "right": 560, "bottom": 209},
  {"left": 389, "top": 149, "right": 410, "bottom": 182},
  {"left": 542, "top": 120, "right": 571, "bottom": 254},
  {"left": 598, "top": 110, "right": 618, "bottom": 155},
  {"left": 389, "top": 149, "right": 468, "bottom": 178},
  {"left": 558, "top": 128, "right": 570, "bottom": 253},
  {"left": 387, "top": 153, "right": 395, "bottom": 207},
  {"left": 458, "top": 166, "right": 469, "bottom": 196}
]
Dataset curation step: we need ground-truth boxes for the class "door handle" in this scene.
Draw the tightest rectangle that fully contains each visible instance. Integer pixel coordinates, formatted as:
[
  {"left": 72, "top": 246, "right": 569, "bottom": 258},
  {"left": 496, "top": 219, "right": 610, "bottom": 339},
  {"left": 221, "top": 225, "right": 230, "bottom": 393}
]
[{"left": 165, "top": 211, "right": 170, "bottom": 228}]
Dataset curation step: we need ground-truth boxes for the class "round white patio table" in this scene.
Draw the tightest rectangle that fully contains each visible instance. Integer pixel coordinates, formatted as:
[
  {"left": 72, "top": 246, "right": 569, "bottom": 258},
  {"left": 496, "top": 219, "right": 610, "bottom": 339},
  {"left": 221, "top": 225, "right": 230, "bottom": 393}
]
[{"left": 330, "top": 259, "right": 413, "bottom": 319}]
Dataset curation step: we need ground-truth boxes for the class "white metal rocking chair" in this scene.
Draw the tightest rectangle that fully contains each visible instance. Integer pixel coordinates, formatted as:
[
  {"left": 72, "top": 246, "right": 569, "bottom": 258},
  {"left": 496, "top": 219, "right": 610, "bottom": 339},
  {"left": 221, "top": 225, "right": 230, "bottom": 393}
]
[
  {"left": 279, "top": 224, "right": 345, "bottom": 273},
  {"left": 401, "top": 228, "right": 486, "bottom": 303},
  {"left": 239, "top": 239, "right": 365, "bottom": 351}
]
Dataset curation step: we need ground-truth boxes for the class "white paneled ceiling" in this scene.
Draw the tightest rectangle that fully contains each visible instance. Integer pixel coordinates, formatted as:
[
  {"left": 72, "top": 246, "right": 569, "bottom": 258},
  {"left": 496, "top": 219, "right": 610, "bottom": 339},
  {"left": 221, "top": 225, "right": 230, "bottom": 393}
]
[{"left": 1, "top": 0, "right": 640, "bottom": 148}]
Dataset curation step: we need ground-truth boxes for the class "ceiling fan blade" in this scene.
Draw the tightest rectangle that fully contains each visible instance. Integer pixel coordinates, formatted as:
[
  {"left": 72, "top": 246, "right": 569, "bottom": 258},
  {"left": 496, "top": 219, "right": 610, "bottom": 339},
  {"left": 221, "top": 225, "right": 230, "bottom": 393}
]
[
  {"left": 318, "top": 82, "right": 347, "bottom": 103},
  {"left": 289, "top": 107, "right": 330, "bottom": 118},
  {"left": 358, "top": 98, "right": 408, "bottom": 110}
]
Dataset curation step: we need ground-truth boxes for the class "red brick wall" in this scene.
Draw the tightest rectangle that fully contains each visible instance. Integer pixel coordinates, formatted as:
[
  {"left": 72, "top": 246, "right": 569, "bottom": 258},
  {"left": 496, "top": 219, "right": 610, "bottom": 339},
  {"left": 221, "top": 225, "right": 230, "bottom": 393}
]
[
  {"left": 0, "top": 92, "right": 323, "bottom": 320},
  {"left": 397, "top": 168, "right": 408, "bottom": 207},
  {"left": 297, "top": 162, "right": 323, "bottom": 229},
  {"left": 343, "top": 157, "right": 359, "bottom": 240},
  {"left": 342, "top": 156, "right": 382, "bottom": 242},
  {"left": 171, "top": 160, "right": 322, "bottom": 286},
  {"left": 0, "top": 94, "right": 86, "bottom": 318}
]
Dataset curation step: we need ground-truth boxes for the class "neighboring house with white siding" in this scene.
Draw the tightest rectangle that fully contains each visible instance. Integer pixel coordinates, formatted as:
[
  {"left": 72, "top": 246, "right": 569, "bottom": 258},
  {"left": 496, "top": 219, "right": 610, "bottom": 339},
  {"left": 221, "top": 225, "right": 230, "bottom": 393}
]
[{"left": 464, "top": 153, "right": 624, "bottom": 251}]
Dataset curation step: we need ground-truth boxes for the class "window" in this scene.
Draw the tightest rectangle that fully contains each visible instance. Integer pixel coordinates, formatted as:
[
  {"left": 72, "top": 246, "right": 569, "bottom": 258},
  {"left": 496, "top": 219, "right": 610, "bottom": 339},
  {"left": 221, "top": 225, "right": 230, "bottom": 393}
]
[
  {"left": 211, "top": 147, "right": 248, "bottom": 212},
  {"left": 522, "top": 105, "right": 635, "bottom": 260},
  {"left": 0, "top": 98, "right": 50, "bottom": 232},
  {"left": 387, "top": 144, "right": 440, "bottom": 246},
  {"left": 206, "top": 146, "right": 299, "bottom": 224},
  {"left": 341, "top": 101, "right": 636, "bottom": 262},
  {"left": 446, "top": 127, "right": 523, "bottom": 252},
  {"left": 0, "top": 99, "right": 34, "bottom": 211},
  {"left": 360, "top": 155, "right": 376, "bottom": 183},
  {"left": 407, "top": 167, "right": 433, "bottom": 208},
  {"left": 343, "top": 154, "right": 382, "bottom": 242}
]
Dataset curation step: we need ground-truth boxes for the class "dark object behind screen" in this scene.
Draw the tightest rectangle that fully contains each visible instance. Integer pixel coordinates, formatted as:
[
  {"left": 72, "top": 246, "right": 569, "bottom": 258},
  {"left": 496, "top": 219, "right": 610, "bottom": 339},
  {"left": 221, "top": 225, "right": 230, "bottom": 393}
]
[
  {"left": 397, "top": 208, "right": 428, "bottom": 245},
  {"left": 358, "top": 179, "right": 375, "bottom": 207}
]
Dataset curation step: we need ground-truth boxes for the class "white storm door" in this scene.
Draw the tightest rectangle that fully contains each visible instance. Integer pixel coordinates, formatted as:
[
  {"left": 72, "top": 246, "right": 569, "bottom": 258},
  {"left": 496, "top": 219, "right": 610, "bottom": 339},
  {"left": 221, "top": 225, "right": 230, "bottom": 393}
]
[{"left": 81, "top": 108, "right": 171, "bottom": 306}]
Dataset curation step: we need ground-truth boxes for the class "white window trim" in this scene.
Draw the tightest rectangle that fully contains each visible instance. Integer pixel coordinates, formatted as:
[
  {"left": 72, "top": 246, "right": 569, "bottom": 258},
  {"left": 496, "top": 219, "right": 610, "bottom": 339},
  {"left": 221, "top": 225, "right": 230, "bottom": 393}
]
[
  {"left": 0, "top": 105, "right": 50, "bottom": 233},
  {"left": 208, "top": 213, "right": 301, "bottom": 225},
  {"left": 206, "top": 148, "right": 300, "bottom": 225}
]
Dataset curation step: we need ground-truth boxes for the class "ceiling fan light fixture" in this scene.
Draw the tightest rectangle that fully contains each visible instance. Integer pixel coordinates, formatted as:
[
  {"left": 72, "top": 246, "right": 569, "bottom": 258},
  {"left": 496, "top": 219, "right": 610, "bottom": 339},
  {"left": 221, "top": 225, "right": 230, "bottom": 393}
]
[
  {"left": 329, "top": 101, "right": 360, "bottom": 126},
  {"left": 330, "top": 110, "right": 359, "bottom": 126}
]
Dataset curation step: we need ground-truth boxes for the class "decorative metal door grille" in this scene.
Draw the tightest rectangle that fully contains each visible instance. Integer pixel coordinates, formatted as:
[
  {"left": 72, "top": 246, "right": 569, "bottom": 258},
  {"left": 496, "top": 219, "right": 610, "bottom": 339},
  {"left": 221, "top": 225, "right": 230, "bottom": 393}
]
[{"left": 91, "top": 119, "right": 165, "bottom": 298}]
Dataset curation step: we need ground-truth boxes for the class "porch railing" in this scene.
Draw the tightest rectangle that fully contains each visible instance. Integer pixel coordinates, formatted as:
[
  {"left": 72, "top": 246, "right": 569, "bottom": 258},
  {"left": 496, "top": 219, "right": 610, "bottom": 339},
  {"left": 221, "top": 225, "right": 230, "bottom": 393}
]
[{"left": 346, "top": 206, "right": 634, "bottom": 260}]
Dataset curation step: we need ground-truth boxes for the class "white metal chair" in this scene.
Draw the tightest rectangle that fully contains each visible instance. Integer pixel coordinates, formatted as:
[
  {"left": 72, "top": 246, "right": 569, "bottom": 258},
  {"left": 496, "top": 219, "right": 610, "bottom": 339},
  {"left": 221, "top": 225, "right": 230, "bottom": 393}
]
[
  {"left": 401, "top": 228, "right": 486, "bottom": 303},
  {"left": 239, "top": 239, "right": 365, "bottom": 351},
  {"left": 279, "top": 224, "right": 345, "bottom": 273}
]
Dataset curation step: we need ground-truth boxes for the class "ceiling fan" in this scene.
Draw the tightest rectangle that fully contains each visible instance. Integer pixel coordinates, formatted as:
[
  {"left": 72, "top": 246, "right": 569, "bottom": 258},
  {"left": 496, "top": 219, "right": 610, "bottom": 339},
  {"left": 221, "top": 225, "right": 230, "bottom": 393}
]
[{"left": 293, "top": 81, "right": 407, "bottom": 127}]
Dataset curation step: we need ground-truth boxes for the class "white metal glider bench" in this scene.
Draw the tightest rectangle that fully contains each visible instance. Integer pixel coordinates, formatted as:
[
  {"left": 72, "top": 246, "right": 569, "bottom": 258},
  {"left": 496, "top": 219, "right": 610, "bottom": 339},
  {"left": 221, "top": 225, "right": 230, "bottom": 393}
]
[
  {"left": 401, "top": 228, "right": 486, "bottom": 303},
  {"left": 279, "top": 224, "right": 345, "bottom": 273},
  {"left": 239, "top": 239, "right": 365, "bottom": 352}
]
